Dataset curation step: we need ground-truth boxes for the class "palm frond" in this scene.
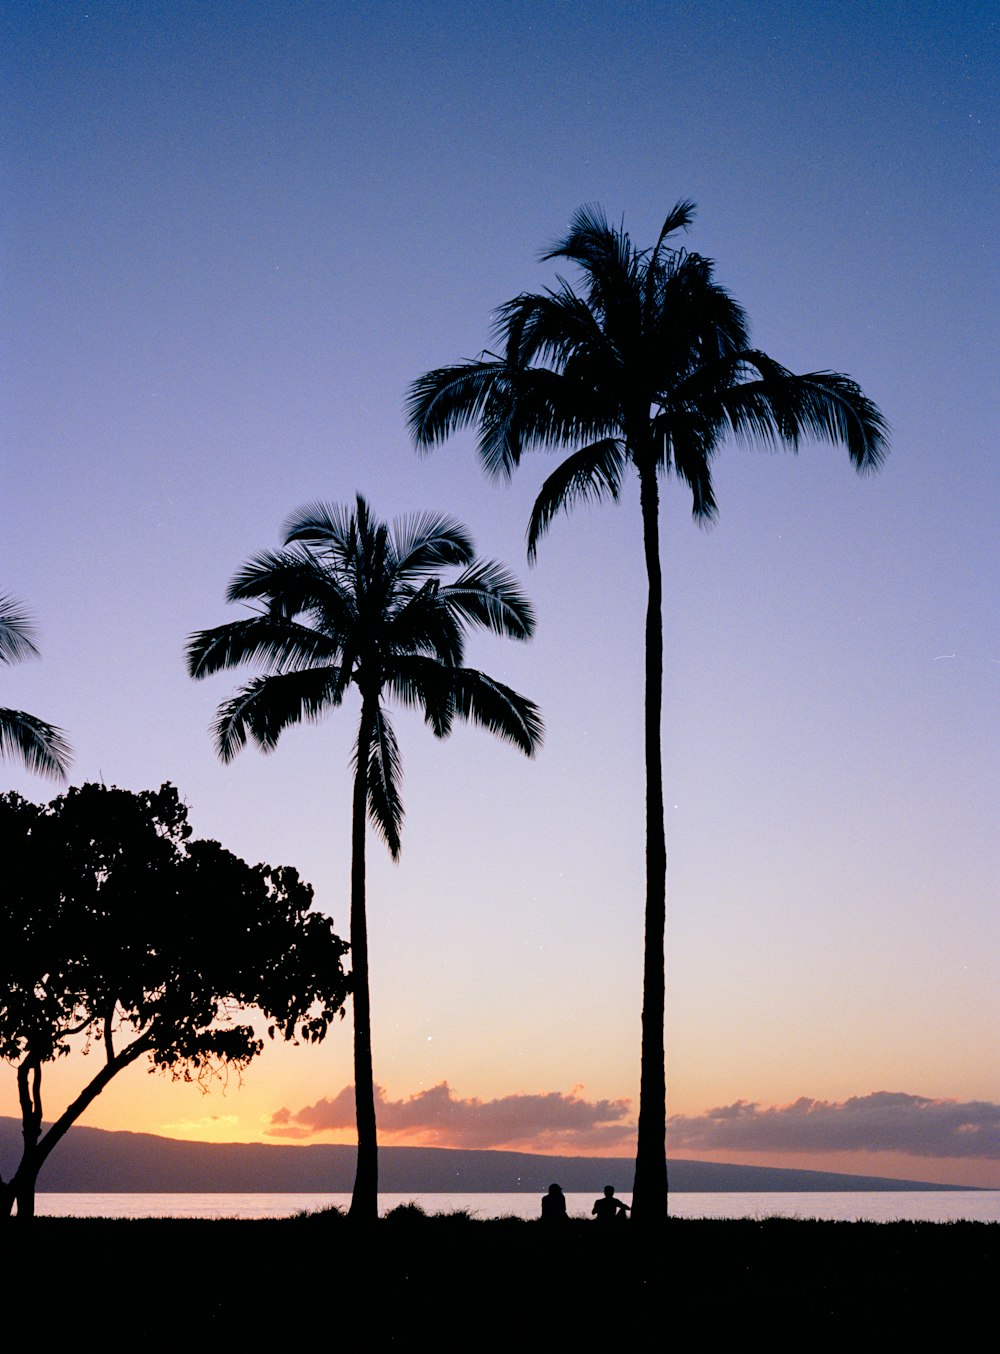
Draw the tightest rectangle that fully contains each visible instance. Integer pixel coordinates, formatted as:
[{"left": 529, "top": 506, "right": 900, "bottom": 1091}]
[
  {"left": 225, "top": 548, "right": 355, "bottom": 627},
  {"left": 645, "top": 254, "right": 750, "bottom": 376},
  {"left": 211, "top": 669, "right": 343, "bottom": 762},
  {"left": 719, "top": 357, "right": 889, "bottom": 471},
  {"left": 384, "top": 654, "right": 455, "bottom": 737},
  {"left": 447, "top": 668, "right": 544, "bottom": 756},
  {"left": 384, "top": 582, "right": 465, "bottom": 668},
  {"left": 777, "top": 371, "right": 889, "bottom": 472},
  {"left": 0, "top": 594, "right": 40, "bottom": 665},
  {"left": 440, "top": 560, "right": 536, "bottom": 639},
  {"left": 499, "top": 288, "right": 612, "bottom": 373},
  {"left": 385, "top": 657, "right": 542, "bottom": 755},
  {"left": 0, "top": 708, "right": 72, "bottom": 778},
  {"left": 650, "top": 199, "right": 697, "bottom": 263},
  {"left": 407, "top": 361, "right": 509, "bottom": 451},
  {"left": 527, "top": 438, "right": 628, "bottom": 558},
  {"left": 479, "top": 366, "right": 619, "bottom": 478},
  {"left": 392, "top": 510, "right": 474, "bottom": 577},
  {"left": 282, "top": 499, "right": 359, "bottom": 555},
  {"left": 363, "top": 705, "right": 404, "bottom": 860},
  {"left": 542, "top": 202, "right": 614, "bottom": 263},
  {"left": 186, "top": 616, "right": 339, "bottom": 679},
  {"left": 668, "top": 425, "right": 721, "bottom": 522},
  {"left": 542, "top": 204, "right": 637, "bottom": 313}
]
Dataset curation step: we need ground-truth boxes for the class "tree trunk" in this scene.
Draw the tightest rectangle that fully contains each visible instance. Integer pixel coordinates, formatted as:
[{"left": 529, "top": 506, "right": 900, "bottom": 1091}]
[
  {"left": 11, "top": 1056, "right": 43, "bottom": 1223},
  {"left": 14, "top": 1168, "right": 38, "bottom": 1220},
  {"left": 348, "top": 697, "right": 378, "bottom": 1223},
  {"left": 6, "top": 1036, "right": 150, "bottom": 1222},
  {"left": 632, "top": 460, "right": 669, "bottom": 1225}
]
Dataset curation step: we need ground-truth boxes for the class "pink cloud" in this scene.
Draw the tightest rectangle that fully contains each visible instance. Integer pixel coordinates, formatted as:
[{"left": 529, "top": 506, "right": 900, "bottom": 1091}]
[
  {"left": 667, "top": 1092, "right": 1000, "bottom": 1158},
  {"left": 267, "top": 1082, "right": 635, "bottom": 1151}
]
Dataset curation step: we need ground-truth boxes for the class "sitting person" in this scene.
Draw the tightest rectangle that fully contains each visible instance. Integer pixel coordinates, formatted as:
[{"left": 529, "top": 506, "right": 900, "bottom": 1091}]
[
  {"left": 541, "top": 1182, "right": 568, "bottom": 1222},
  {"left": 592, "top": 1185, "right": 630, "bottom": 1222}
]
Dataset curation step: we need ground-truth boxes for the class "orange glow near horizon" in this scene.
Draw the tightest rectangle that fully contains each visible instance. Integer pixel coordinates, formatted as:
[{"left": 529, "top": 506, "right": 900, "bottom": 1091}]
[{"left": 3, "top": 1046, "right": 998, "bottom": 1190}]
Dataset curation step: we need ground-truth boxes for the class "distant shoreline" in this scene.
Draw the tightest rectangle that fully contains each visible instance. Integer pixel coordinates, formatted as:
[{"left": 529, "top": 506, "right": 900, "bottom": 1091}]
[{"left": 24, "top": 1187, "right": 1000, "bottom": 1226}]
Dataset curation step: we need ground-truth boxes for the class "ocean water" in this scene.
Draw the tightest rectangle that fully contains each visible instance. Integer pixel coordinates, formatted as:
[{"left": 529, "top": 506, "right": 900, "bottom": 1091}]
[{"left": 31, "top": 1191, "right": 1000, "bottom": 1223}]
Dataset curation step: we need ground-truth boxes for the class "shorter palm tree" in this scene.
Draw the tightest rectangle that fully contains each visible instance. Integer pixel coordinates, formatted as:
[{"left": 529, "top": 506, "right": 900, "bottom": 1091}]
[
  {"left": 0, "top": 593, "right": 71, "bottom": 778},
  {"left": 186, "top": 495, "right": 542, "bottom": 1221}
]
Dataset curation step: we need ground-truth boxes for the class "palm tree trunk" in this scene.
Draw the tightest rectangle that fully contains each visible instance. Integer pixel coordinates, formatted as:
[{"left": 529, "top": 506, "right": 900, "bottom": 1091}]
[
  {"left": 348, "top": 697, "right": 378, "bottom": 1223},
  {"left": 632, "top": 459, "right": 669, "bottom": 1225}
]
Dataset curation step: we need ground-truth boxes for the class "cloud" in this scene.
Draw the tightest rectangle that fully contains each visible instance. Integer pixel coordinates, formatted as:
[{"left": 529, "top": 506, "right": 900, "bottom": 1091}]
[
  {"left": 667, "top": 1092, "right": 1000, "bottom": 1159},
  {"left": 267, "top": 1082, "right": 635, "bottom": 1151}
]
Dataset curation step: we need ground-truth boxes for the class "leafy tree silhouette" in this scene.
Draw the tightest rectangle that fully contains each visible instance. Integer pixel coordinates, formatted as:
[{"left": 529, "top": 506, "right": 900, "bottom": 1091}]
[
  {"left": 409, "top": 203, "right": 888, "bottom": 1224},
  {"left": 187, "top": 495, "right": 542, "bottom": 1221},
  {"left": 0, "top": 593, "right": 70, "bottom": 778},
  {"left": 0, "top": 782, "right": 347, "bottom": 1220}
]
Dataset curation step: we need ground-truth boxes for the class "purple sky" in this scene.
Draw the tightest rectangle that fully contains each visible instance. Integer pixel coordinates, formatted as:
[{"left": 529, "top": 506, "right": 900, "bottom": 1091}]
[{"left": 3, "top": 2, "right": 997, "bottom": 1185}]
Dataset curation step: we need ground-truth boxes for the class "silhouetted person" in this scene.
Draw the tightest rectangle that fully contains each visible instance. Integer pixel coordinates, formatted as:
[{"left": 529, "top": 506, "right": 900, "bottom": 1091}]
[
  {"left": 541, "top": 1182, "right": 568, "bottom": 1223},
  {"left": 592, "top": 1185, "right": 630, "bottom": 1223}
]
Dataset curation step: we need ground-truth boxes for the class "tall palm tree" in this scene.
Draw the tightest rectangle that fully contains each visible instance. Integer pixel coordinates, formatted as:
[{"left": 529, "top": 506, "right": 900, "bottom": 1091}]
[
  {"left": 408, "top": 203, "right": 888, "bottom": 1225},
  {"left": 0, "top": 593, "right": 71, "bottom": 778},
  {"left": 186, "top": 495, "right": 542, "bottom": 1222}
]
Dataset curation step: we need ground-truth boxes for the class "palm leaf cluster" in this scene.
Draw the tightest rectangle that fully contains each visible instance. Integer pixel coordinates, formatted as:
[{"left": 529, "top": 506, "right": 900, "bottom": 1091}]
[
  {"left": 409, "top": 202, "right": 887, "bottom": 542},
  {"left": 0, "top": 593, "right": 71, "bottom": 780},
  {"left": 187, "top": 496, "right": 541, "bottom": 859}
]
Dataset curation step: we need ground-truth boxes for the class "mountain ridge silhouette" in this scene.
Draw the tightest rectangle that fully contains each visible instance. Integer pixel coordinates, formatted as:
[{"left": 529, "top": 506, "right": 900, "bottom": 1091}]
[{"left": 0, "top": 1117, "right": 976, "bottom": 1192}]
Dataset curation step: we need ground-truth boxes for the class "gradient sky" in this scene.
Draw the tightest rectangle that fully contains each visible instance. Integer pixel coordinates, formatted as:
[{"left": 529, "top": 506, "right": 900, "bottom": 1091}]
[{"left": 3, "top": 2, "right": 997, "bottom": 1187}]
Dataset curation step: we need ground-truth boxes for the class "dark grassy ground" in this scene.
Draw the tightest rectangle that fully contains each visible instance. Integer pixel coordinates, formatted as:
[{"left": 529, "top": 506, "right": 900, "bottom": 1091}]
[{"left": 4, "top": 1208, "right": 995, "bottom": 1339}]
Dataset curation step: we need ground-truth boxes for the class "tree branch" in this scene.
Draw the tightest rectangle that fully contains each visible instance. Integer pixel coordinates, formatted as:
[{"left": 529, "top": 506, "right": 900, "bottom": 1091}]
[
  {"left": 29, "top": 1027, "right": 156, "bottom": 1181},
  {"left": 103, "top": 996, "right": 117, "bottom": 1062}
]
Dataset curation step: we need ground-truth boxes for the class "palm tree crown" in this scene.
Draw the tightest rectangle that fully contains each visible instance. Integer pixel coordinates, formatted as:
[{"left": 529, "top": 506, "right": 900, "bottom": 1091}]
[
  {"left": 187, "top": 496, "right": 541, "bottom": 851},
  {"left": 408, "top": 202, "right": 888, "bottom": 1225},
  {"left": 410, "top": 202, "right": 887, "bottom": 536},
  {"left": 0, "top": 593, "right": 71, "bottom": 779},
  {"left": 187, "top": 495, "right": 542, "bottom": 1220}
]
